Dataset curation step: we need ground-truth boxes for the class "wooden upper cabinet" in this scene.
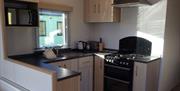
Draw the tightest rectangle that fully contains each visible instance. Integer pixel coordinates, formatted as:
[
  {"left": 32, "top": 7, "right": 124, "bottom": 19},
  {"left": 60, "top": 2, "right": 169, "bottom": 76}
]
[
  {"left": 84, "top": 0, "right": 98, "bottom": 22},
  {"left": 17, "top": 0, "right": 39, "bottom": 3},
  {"left": 84, "top": 0, "right": 121, "bottom": 23}
]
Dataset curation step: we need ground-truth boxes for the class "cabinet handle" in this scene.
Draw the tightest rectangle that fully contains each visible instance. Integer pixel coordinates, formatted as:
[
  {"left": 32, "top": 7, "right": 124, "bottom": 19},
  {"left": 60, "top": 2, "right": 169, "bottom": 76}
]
[
  {"left": 64, "top": 64, "right": 66, "bottom": 68},
  {"left": 136, "top": 66, "right": 138, "bottom": 76},
  {"left": 100, "top": 61, "right": 102, "bottom": 69},
  {"left": 80, "top": 74, "right": 82, "bottom": 81},
  {"left": 98, "top": 4, "right": 100, "bottom": 13},
  {"left": 94, "top": 4, "right": 96, "bottom": 13}
]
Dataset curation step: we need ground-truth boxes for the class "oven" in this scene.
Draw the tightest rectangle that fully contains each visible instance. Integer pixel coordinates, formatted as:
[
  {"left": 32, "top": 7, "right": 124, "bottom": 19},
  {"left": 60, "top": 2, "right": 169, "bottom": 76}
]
[
  {"left": 104, "top": 58, "right": 134, "bottom": 91},
  {"left": 104, "top": 36, "right": 152, "bottom": 91}
]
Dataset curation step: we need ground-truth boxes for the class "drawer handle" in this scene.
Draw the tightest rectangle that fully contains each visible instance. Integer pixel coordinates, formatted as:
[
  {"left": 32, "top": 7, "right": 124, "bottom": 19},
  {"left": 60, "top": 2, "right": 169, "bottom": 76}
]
[
  {"left": 64, "top": 64, "right": 66, "bottom": 68},
  {"left": 94, "top": 4, "right": 96, "bottom": 13},
  {"left": 136, "top": 66, "right": 138, "bottom": 76},
  {"left": 100, "top": 61, "right": 102, "bottom": 69},
  {"left": 98, "top": 4, "right": 100, "bottom": 13}
]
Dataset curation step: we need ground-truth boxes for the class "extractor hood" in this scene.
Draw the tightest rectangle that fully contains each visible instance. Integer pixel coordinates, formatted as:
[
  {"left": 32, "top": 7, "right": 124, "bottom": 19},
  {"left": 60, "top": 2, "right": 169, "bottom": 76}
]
[{"left": 113, "top": 0, "right": 161, "bottom": 7}]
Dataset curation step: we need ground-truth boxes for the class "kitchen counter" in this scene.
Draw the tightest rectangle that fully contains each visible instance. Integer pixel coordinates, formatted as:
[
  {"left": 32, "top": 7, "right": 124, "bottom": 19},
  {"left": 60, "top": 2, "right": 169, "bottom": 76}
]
[
  {"left": 9, "top": 50, "right": 114, "bottom": 81},
  {"left": 9, "top": 49, "right": 160, "bottom": 81},
  {"left": 44, "top": 52, "right": 94, "bottom": 63},
  {"left": 9, "top": 54, "right": 82, "bottom": 81},
  {"left": 94, "top": 53, "right": 111, "bottom": 59},
  {"left": 133, "top": 56, "right": 161, "bottom": 63}
]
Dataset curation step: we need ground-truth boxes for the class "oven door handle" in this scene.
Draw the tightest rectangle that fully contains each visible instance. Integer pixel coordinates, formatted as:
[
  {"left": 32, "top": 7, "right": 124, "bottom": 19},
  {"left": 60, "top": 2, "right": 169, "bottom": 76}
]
[
  {"left": 104, "top": 75, "right": 130, "bottom": 84},
  {"left": 104, "top": 64, "right": 131, "bottom": 71}
]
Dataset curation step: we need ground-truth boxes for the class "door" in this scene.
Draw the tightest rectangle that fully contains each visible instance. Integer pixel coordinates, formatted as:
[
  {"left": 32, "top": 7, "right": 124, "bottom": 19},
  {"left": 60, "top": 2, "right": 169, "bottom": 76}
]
[
  {"left": 100, "top": 0, "right": 113, "bottom": 22},
  {"left": 58, "top": 76, "right": 80, "bottom": 91},
  {"left": 94, "top": 56, "right": 104, "bottom": 91},
  {"left": 57, "top": 61, "right": 71, "bottom": 69},
  {"left": 79, "top": 56, "right": 93, "bottom": 91},
  {"left": 70, "top": 59, "right": 78, "bottom": 72},
  {"left": 50, "top": 59, "right": 78, "bottom": 71},
  {"left": 84, "top": 0, "right": 100, "bottom": 22},
  {"left": 133, "top": 62, "right": 147, "bottom": 91},
  {"left": 84, "top": 0, "right": 120, "bottom": 22},
  {"left": 101, "top": 0, "right": 120, "bottom": 22}
]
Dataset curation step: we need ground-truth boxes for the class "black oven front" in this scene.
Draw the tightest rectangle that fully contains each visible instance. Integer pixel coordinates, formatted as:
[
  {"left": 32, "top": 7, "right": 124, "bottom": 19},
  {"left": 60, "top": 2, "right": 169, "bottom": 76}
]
[{"left": 104, "top": 58, "right": 134, "bottom": 91}]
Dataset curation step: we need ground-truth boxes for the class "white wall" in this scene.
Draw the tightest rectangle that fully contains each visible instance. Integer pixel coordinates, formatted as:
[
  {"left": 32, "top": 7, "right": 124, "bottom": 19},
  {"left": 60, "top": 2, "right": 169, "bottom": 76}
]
[
  {"left": 7, "top": 0, "right": 93, "bottom": 55},
  {"left": 159, "top": 0, "right": 180, "bottom": 90},
  {"left": 7, "top": 27, "right": 36, "bottom": 56},
  {"left": 137, "top": 0, "right": 167, "bottom": 56},
  {"left": 91, "top": 8, "right": 138, "bottom": 49},
  {"left": 0, "top": 60, "right": 53, "bottom": 91}
]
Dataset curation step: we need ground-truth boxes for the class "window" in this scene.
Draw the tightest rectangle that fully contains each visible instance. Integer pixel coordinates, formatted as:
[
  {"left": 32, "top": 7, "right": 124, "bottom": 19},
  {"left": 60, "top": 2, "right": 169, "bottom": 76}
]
[
  {"left": 39, "top": 21, "right": 46, "bottom": 36},
  {"left": 57, "top": 21, "right": 63, "bottom": 36},
  {"left": 37, "top": 10, "right": 69, "bottom": 48}
]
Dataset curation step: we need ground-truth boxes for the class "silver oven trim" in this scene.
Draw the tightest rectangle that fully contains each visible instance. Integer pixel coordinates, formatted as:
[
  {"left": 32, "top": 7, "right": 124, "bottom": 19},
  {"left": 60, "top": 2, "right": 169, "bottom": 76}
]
[{"left": 105, "top": 64, "right": 131, "bottom": 71}]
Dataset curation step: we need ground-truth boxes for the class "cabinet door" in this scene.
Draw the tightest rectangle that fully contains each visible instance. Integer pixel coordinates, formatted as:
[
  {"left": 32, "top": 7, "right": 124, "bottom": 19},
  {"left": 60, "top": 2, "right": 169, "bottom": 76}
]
[
  {"left": 84, "top": 0, "right": 99, "bottom": 22},
  {"left": 58, "top": 76, "right": 80, "bottom": 91},
  {"left": 133, "top": 62, "right": 147, "bottom": 91},
  {"left": 84, "top": 0, "right": 120, "bottom": 22},
  {"left": 50, "top": 59, "right": 78, "bottom": 71},
  {"left": 94, "top": 56, "right": 104, "bottom": 91},
  {"left": 79, "top": 56, "right": 93, "bottom": 91},
  {"left": 59, "top": 61, "right": 71, "bottom": 69},
  {"left": 70, "top": 59, "right": 79, "bottom": 72},
  {"left": 100, "top": 0, "right": 120, "bottom": 22}
]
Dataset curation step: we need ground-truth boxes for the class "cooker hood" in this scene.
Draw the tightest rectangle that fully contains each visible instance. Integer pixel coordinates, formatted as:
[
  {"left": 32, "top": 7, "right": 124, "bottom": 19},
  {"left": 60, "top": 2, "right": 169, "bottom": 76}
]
[{"left": 113, "top": 0, "right": 160, "bottom": 7}]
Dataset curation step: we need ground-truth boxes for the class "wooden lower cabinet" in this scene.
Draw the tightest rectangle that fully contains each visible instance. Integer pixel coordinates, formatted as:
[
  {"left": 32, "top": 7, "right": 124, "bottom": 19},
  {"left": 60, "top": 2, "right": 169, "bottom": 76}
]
[
  {"left": 57, "top": 76, "right": 80, "bottom": 91},
  {"left": 79, "top": 56, "right": 93, "bottom": 91},
  {"left": 94, "top": 56, "right": 104, "bottom": 91},
  {"left": 50, "top": 59, "right": 78, "bottom": 72},
  {"left": 50, "top": 56, "right": 94, "bottom": 91},
  {"left": 133, "top": 59, "right": 160, "bottom": 91}
]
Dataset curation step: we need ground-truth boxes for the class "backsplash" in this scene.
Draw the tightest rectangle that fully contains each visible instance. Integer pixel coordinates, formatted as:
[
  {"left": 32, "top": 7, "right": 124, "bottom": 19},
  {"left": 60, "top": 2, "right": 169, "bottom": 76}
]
[{"left": 90, "top": 8, "right": 138, "bottom": 49}]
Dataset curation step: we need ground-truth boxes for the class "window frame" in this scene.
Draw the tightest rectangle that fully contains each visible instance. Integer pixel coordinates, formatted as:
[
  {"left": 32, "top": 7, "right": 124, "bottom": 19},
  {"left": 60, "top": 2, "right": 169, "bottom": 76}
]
[
  {"left": 35, "top": 10, "right": 70, "bottom": 49},
  {"left": 57, "top": 21, "right": 63, "bottom": 36},
  {"left": 39, "top": 20, "right": 47, "bottom": 36}
]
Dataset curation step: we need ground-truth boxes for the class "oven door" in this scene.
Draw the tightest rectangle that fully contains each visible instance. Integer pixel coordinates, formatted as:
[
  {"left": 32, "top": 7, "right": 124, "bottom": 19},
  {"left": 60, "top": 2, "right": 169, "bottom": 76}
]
[
  {"left": 104, "top": 76, "right": 130, "bottom": 91},
  {"left": 104, "top": 64, "right": 133, "bottom": 91}
]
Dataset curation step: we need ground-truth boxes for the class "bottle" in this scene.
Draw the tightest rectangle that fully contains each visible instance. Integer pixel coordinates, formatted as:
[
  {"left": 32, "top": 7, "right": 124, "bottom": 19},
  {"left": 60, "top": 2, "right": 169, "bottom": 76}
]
[{"left": 99, "top": 38, "right": 103, "bottom": 52}]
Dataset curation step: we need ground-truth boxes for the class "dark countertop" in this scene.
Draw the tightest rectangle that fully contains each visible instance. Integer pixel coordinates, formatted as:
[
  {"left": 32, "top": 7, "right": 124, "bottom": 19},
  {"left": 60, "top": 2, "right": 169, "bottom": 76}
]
[
  {"left": 9, "top": 54, "right": 89, "bottom": 81},
  {"left": 8, "top": 49, "right": 117, "bottom": 81},
  {"left": 44, "top": 52, "right": 94, "bottom": 63},
  {"left": 8, "top": 49, "right": 161, "bottom": 81},
  {"left": 133, "top": 56, "right": 161, "bottom": 63}
]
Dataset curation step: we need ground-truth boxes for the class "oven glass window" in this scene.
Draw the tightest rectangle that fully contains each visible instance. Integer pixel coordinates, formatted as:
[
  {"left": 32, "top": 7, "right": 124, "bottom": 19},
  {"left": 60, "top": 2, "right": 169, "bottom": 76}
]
[
  {"left": 104, "top": 77, "right": 129, "bottom": 91},
  {"left": 104, "top": 65, "right": 132, "bottom": 81}
]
